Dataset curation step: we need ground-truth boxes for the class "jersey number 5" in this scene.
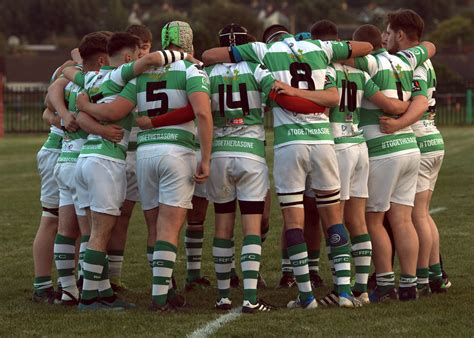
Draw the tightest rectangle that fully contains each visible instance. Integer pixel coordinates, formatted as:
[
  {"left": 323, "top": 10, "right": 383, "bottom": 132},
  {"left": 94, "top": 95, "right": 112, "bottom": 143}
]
[
  {"left": 146, "top": 81, "right": 168, "bottom": 116},
  {"left": 218, "top": 83, "right": 250, "bottom": 117}
]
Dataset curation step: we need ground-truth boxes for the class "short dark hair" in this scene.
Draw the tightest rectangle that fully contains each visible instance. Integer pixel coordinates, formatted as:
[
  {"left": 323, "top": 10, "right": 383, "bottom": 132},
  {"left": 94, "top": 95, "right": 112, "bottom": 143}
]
[
  {"left": 107, "top": 32, "right": 140, "bottom": 57},
  {"left": 310, "top": 20, "right": 338, "bottom": 41},
  {"left": 262, "top": 24, "right": 289, "bottom": 44},
  {"left": 387, "top": 9, "right": 424, "bottom": 41},
  {"left": 78, "top": 32, "right": 108, "bottom": 63},
  {"left": 219, "top": 23, "right": 249, "bottom": 47},
  {"left": 126, "top": 24, "right": 153, "bottom": 43},
  {"left": 353, "top": 24, "right": 382, "bottom": 50}
]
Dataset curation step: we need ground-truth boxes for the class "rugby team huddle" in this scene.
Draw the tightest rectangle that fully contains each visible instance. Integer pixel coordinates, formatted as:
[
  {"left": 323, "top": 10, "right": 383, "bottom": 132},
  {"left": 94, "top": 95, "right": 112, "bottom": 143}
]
[{"left": 32, "top": 8, "right": 450, "bottom": 313}]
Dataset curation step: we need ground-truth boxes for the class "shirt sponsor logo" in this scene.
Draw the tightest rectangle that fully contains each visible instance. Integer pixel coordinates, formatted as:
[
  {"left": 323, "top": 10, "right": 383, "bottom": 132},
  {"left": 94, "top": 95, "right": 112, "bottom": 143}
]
[
  {"left": 214, "top": 139, "right": 255, "bottom": 149},
  {"left": 287, "top": 128, "right": 331, "bottom": 136},
  {"left": 381, "top": 137, "right": 416, "bottom": 149}
]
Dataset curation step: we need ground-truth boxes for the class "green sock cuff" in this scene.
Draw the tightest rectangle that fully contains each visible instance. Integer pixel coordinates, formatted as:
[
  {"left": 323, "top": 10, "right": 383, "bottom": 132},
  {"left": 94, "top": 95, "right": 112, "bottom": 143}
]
[
  {"left": 55, "top": 234, "right": 76, "bottom": 245},
  {"left": 186, "top": 229, "right": 204, "bottom": 239},
  {"left": 155, "top": 240, "right": 177, "bottom": 253},
  {"left": 416, "top": 268, "right": 429, "bottom": 278},
  {"left": 281, "top": 249, "right": 289, "bottom": 259},
  {"left": 308, "top": 250, "right": 320, "bottom": 259},
  {"left": 287, "top": 242, "right": 307, "bottom": 257},
  {"left": 147, "top": 246, "right": 154, "bottom": 254},
  {"left": 400, "top": 274, "right": 416, "bottom": 280},
  {"left": 213, "top": 237, "right": 233, "bottom": 248},
  {"left": 34, "top": 276, "right": 52, "bottom": 284},
  {"left": 80, "top": 235, "right": 90, "bottom": 243},
  {"left": 330, "top": 243, "right": 350, "bottom": 256},
  {"left": 351, "top": 233, "right": 371, "bottom": 244},
  {"left": 84, "top": 249, "right": 106, "bottom": 265},
  {"left": 243, "top": 235, "right": 262, "bottom": 246},
  {"left": 107, "top": 250, "right": 124, "bottom": 256}
]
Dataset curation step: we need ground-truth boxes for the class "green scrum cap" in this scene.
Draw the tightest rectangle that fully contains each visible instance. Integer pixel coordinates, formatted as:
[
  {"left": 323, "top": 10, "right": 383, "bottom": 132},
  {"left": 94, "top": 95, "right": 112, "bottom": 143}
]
[{"left": 161, "top": 21, "right": 193, "bottom": 54}]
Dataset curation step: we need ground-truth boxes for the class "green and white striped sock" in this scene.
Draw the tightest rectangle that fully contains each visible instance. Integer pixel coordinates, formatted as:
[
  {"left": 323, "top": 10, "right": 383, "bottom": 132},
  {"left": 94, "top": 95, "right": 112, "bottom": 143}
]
[
  {"left": 78, "top": 235, "right": 89, "bottom": 278},
  {"left": 241, "top": 235, "right": 261, "bottom": 304},
  {"left": 400, "top": 274, "right": 417, "bottom": 289},
  {"left": 98, "top": 256, "right": 114, "bottom": 298},
  {"left": 152, "top": 241, "right": 177, "bottom": 306},
  {"left": 288, "top": 242, "right": 313, "bottom": 302},
  {"left": 417, "top": 267, "right": 430, "bottom": 289},
  {"left": 213, "top": 237, "right": 233, "bottom": 299},
  {"left": 328, "top": 224, "right": 352, "bottom": 295},
  {"left": 429, "top": 263, "right": 443, "bottom": 282},
  {"left": 107, "top": 250, "right": 124, "bottom": 280},
  {"left": 185, "top": 227, "right": 204, "bottom": 283},
  {"left": 281, "top": 249, "right": 292, "bottom": 274},
  {"left": 308, "top": 250, "right": 320, "bottom": 273},
  {"left": 376, "top": 272, "right": 395, "bottom": 292},
  {"left": 33, "top": 276, "right": 53, "bottom": 293},
  {"left": 81, "top": 248, "right": 106, "bottom": 301},
  {"left": 54, "top": 234, "right": 78, "bottom": 300},
  {"left": 351, "top": 234, "right": 372, "bottom": 293}
]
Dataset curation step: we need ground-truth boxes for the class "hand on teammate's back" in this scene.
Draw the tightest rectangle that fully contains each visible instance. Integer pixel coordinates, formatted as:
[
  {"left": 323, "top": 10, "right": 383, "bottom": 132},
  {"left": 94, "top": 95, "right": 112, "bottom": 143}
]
[
  {"left": 135, "top": 116, "right": 153, "bottom": 130},
  {"left": 272, "top": 80, "right": 296, "bottom": 96},
  {"left": 62, "top": 113, "right": 79, "bottom": 132},
  {"left": 379, "top": 116, "right": 400, "bottom": 134},
  {"left": 101, "top": 124, "right": 124, "bottom": 143},
  {"left": 185, "top": 54, "right": 204, "bottom": 67},
  {"left": 76, "top": 92, "right": 90, "bottom": 111}
]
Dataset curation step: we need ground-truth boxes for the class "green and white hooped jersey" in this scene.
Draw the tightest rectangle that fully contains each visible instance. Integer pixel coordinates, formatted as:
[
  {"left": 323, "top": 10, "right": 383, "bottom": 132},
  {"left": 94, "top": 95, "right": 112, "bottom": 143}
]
[
  {"left": 120, "top": 60, "right": 210, "bottom": 150},
  {"left": 232, "top": 35, "right": 352, "bottom": 148},
  {"left": 411, "top": 59, "right": 444, "bottom": 156},
  {"left": 57, "top": 82, "right": 88, "bottom": 164},
  {"left": 356, "top": 46, "right": 429, "bottom": 159},
  {"left": 326, "top": 63, "right": 379, "bottom": 148},
  {"left": 206, "top": 61, "right": 274, "bottom": 163},
  {"left": 79, "top": 63, "right": 136, "bottom": 163},
  {"left": 41, "top": 126, "right": 64, "bottom": 152}
]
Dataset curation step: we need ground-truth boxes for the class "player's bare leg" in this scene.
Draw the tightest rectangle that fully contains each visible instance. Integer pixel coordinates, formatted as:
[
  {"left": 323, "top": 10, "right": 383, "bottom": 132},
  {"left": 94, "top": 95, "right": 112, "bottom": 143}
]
[
  {"left": 107, "top": 199, "right": 135, "bottom": 290},
  {"left": 412, "top": 190, "right": 432, "bottom": 294},
  {"left": 303, "top": 196, "right": 323, "bottom": 289},
  {"left": 185, "top": 195, "right": 210, "bottom": 290},
  {"left": 387, "top": 203, "right": 419, "bottom": 300},
  {"left": 144, "top": 207, "right": 158, "bottom": 268}
]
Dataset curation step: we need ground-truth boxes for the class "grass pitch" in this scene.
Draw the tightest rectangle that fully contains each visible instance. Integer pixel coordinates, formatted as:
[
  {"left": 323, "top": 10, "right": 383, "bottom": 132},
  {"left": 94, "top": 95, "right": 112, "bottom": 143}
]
[{"left": 0, "top": 127, "right": 473, "bottom": 336}]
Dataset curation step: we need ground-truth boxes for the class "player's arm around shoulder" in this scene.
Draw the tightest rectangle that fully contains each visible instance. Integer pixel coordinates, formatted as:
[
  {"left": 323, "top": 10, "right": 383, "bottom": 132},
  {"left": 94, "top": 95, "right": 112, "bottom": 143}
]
[{"left": 186, "top": 63, "right": 212, "bottom": 182}]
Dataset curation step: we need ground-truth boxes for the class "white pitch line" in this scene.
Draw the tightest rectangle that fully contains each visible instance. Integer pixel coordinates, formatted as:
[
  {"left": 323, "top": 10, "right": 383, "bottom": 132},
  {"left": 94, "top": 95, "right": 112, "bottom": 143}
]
[
  {"left": 429, "top": 207, "right": 447, "bottom": 214},
  {"left": 187, "top": 307, "right": 242, "bottom": 338}
]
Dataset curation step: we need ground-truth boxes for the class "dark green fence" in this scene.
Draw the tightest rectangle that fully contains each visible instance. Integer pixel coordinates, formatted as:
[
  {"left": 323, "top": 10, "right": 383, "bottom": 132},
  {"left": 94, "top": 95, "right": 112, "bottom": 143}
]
[{"left": 2, "top": 81, "right": 473, "bottom": 133}]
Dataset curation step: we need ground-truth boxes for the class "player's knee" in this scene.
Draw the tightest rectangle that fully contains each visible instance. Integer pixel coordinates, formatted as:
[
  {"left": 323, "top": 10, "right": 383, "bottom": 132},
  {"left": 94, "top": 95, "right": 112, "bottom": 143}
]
[
  {"left": 278, "top": 191, "right": 304, "bottom": 209},
  {"left": 238, "top": 200, "right": 264, "bottom": 215},
  {"left": 315, "top": 190, "right": 340, "bottom": 208},
  {"left": 42, "top": 206, "right": 59, "bottom": 219},
  {"left": 214, "top": 200, "right": 237, "bottom": 214}
]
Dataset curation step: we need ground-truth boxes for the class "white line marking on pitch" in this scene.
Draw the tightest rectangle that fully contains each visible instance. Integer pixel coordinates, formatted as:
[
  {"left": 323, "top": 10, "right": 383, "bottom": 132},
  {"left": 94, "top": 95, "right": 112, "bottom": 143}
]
[
  {"left": 430, "top": 207, "right": 447, "bottom": 214},
  {"left": 187, "top": 307, "right": 242, "bottom": 338}
]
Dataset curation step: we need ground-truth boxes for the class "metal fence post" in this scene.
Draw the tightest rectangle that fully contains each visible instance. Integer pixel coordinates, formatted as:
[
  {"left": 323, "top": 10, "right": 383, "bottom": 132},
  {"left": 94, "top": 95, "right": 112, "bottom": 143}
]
[{"left": 467, "top": 89, "right": 473, "bottom": 125}]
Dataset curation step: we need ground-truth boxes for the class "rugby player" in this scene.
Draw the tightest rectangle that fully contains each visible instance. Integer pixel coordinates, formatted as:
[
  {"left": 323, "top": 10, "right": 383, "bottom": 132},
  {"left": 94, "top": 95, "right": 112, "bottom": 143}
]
[{"left": 378, "top": 9, "right": 447, "bottom": 294}]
